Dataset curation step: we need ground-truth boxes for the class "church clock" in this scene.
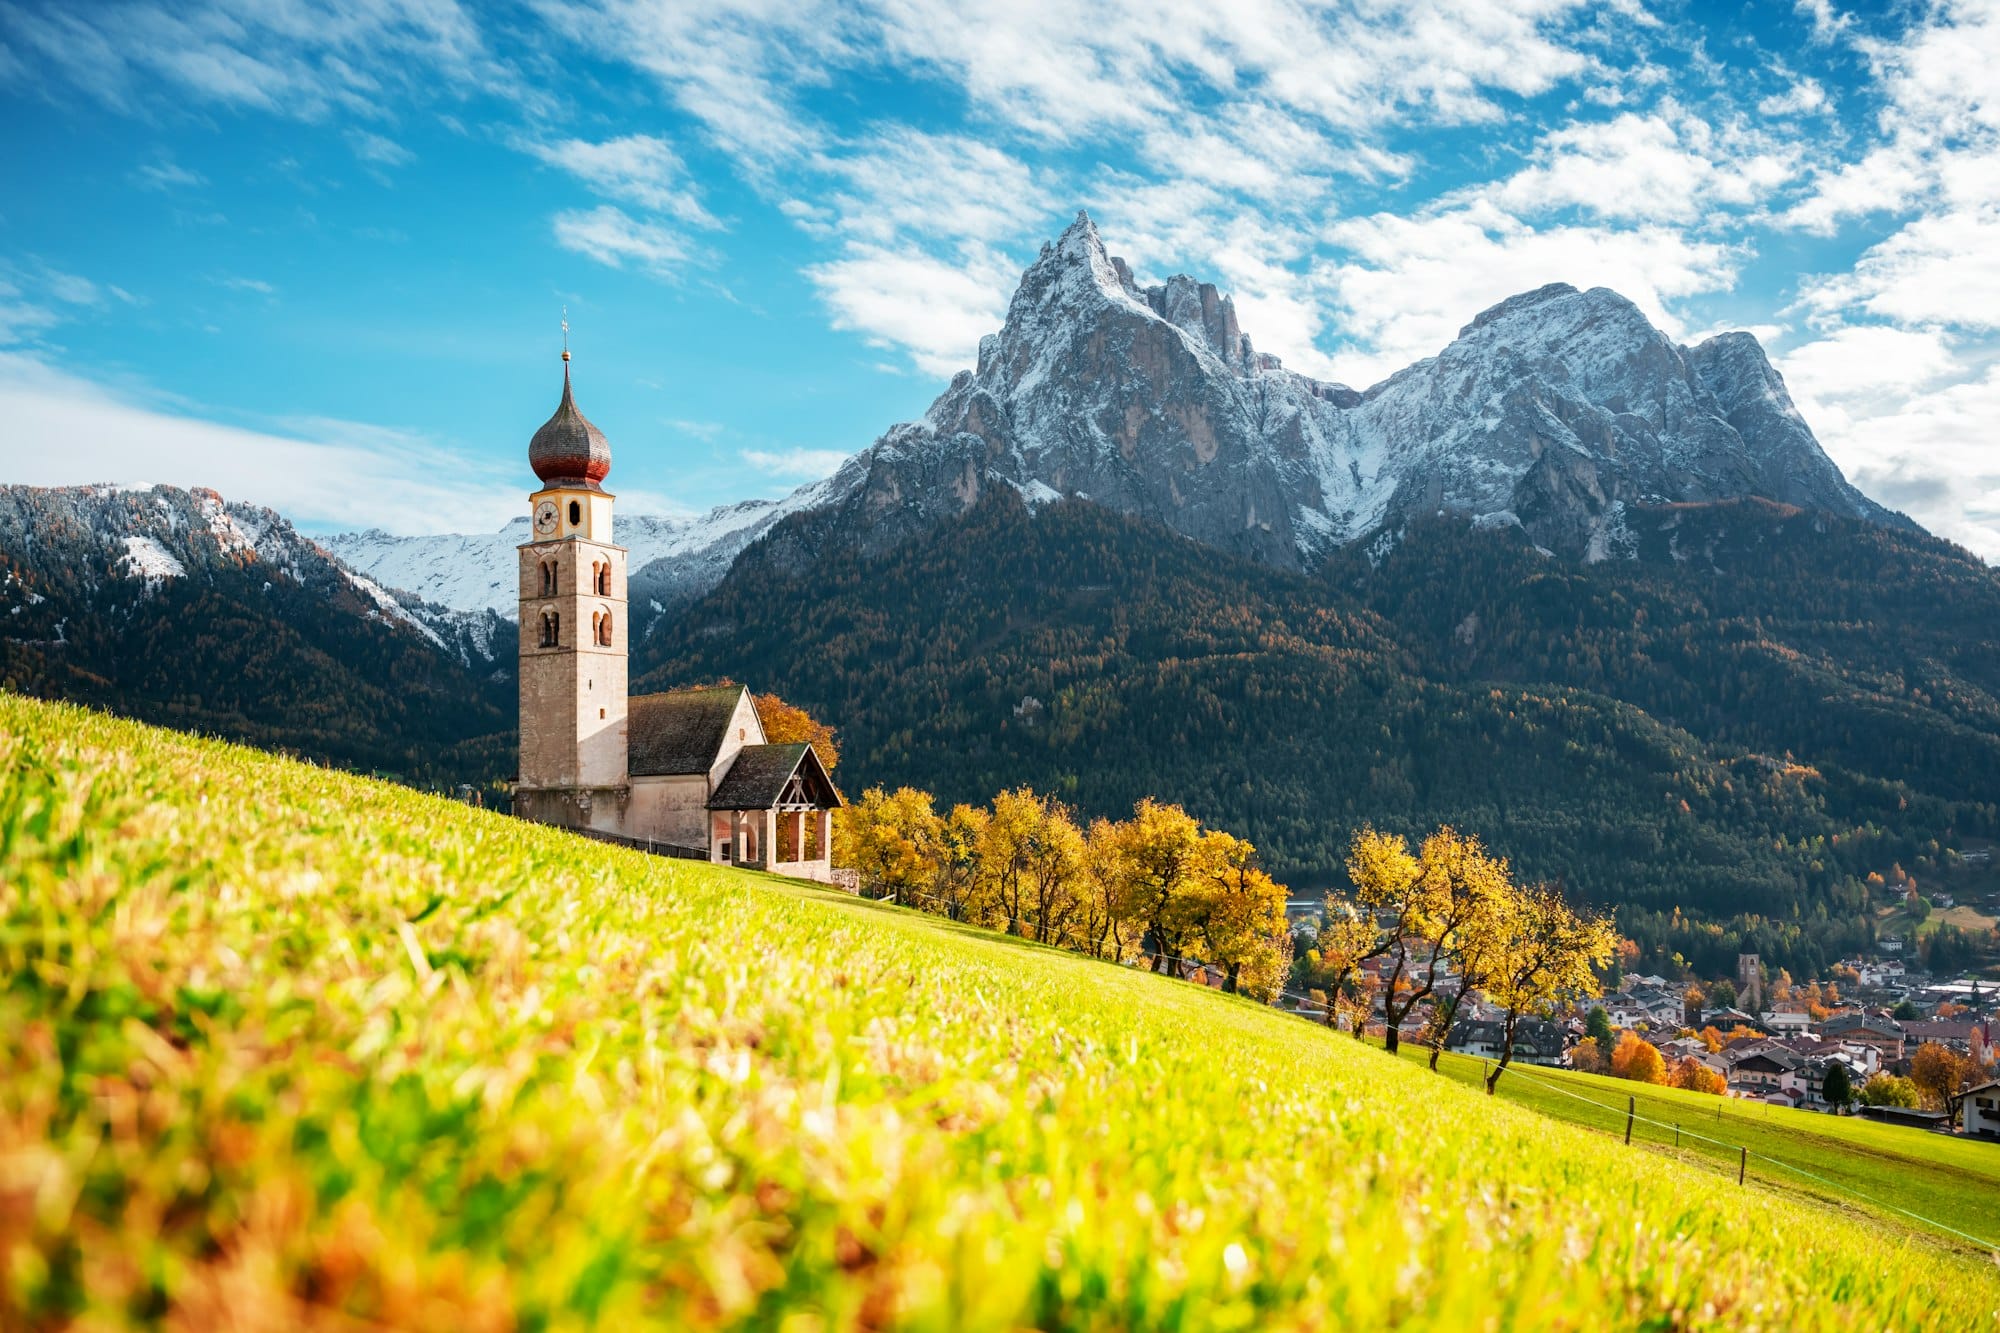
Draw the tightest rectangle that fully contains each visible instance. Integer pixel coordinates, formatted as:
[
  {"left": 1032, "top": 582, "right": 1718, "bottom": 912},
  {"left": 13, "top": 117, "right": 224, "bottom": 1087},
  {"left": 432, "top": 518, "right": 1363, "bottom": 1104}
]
[{"left": 534, "top": 498, "right": 559, "bottom": 535}]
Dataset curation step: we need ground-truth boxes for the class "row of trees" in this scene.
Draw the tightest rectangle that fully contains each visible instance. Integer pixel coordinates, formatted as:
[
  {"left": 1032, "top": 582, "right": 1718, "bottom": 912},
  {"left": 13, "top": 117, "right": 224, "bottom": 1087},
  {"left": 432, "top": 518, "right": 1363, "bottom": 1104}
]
[
  {"left": 1300, "top": 826, "right": 1617, "bottom": 1093},
  {"left": 841, "top": 788, "right": 1294, "bottom": 999}
]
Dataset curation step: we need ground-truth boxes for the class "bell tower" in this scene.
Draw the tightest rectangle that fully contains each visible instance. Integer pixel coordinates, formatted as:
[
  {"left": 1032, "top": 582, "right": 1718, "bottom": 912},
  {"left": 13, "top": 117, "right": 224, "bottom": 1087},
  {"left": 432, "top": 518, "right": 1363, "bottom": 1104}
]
[{"left": 514, "top": 340, "right": 628, "bottom": 826}]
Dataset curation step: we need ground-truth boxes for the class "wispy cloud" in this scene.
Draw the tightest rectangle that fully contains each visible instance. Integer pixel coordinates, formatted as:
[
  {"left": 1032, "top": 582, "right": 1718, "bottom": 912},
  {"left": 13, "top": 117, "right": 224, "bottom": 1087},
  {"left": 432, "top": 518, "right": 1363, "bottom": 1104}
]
[
  {"left": 552, "top": 206, "right": 693, "bottom": 278},
  {"left": 741, "top": 446, "right": 850, "bottom": 480},
  {"left": 0, "top": 351, "right": 520, "bottom": 534},
  {"left": 131, "top": 157, "right": 205, "bottom": 190},
  {"left": 347, "top": 129, "right": 414, "bottom": 168}
]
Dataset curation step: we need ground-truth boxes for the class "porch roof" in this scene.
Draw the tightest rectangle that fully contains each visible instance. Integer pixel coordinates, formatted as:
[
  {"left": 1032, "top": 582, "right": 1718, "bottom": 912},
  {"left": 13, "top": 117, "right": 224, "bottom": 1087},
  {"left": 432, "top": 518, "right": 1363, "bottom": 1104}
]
[{"left": 707, "top": 742, "right": 843, "bottom": 811}]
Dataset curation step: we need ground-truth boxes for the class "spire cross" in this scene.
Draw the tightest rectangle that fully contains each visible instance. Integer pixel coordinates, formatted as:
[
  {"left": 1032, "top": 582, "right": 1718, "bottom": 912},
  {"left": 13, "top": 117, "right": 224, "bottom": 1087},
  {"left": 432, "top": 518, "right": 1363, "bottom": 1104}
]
[{"left": 561, "top": 305, "right": 570, "bottom": 363}]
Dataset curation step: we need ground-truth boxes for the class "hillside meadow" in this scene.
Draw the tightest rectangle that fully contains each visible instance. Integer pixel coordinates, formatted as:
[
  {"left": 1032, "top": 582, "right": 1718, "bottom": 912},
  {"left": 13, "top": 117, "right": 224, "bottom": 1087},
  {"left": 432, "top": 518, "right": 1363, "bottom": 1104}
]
[{"left": 2, "top": 694, "right": 1996, "bottom": 1330}]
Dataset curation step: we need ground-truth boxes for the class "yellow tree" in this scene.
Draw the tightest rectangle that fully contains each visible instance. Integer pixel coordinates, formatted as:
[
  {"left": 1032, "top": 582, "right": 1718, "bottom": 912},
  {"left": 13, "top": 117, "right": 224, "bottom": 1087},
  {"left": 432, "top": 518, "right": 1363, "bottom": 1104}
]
[
  {"left": 1304, "top": 900, "right": 1385, "bottom": 1036},
  {"left": 979, "top": 787, "right": 1042, "bottom": 937},
  {"left": 1020, "top": 793, "right": 1086, "bottom": 946},
  {"left": 1074, "top": 817, "right": 1143, "bottom": 961},
  {"left": 1909, "top": 1042, "right": 1981, "bottom": 1126},
  {"left": 929, "top": 803, "right": 989, "bottom": 923},
  {"left": 1378, "top": 827, "right": 1510, "bottom": 1056},
  {"left": 1421, "top": 847, "right": 1518, "bottom": 1072},
  {"left": 1483, "top": 883, "right": 1616, "bottom": 1094},
  {"left": 846, "top": 786, "right": 940, "bottom": 906},
  {"left": 1190, "top": 830, "right": 1291, "bottom": 997},
  {"left": 1341, "top": 826, "right": 1422, "bottom": 1041},
  {"left": 1116, "top": 799, "right": 1205, "bottom": 971}
]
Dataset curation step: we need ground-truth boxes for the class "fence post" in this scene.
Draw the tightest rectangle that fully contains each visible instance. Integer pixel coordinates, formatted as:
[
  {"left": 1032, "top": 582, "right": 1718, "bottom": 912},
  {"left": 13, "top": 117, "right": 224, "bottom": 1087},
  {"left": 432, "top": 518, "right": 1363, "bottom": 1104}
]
[
  {"left": 1738, "top": 1146, "right": 1747, "bottom": 1186},
  {"left": 1674, "top": 1123, "right": 1680, "bottom": 1149},
  {"left": 1625, "top": 1096, "right": 1635, "bottom": 1145}
]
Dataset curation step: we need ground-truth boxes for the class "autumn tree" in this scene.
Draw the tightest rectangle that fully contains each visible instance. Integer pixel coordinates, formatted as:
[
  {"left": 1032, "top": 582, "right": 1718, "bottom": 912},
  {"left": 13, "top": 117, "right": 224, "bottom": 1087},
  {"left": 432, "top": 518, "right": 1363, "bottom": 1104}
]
[
  {"left": 1666, "top": 1055, "right": 1726, "bottom": 1095},
  {"left": 1189, "top": 829, "right": 1291, "bottom": 997},
  {"left": 752, "top": 692, "right": 840, "bottom": 772},
  {"left": 1909, "top": 1042, "right": 1979, "bottom": 1126},
  {"left": 1020, "top": 793, "right": 1086, "bottom": 946},
  {"left": 1303, "top": 900, "right": 1386, "bottom": 1035},
  {"left": 1073, "top": 818, "right": 1142, "bottom": 961},
  {"left": 1858, "top": 1073, "right": 1920, "bottom": 1107},
  {"left": 1118, "top": 799, "right": 1206, "bottom": 971},
  {"left": 1610, "top": 1030, "right": 1666, "bottom": 1084},
  {"left": 1569, "top": 1036, "right": 1607, "bottom": 1074},
  {"left": 1422, "top": 851, "right": 1516, "bottom": 1071},
  {"left": 846, "top": 786, "right": 941, "bottom": 905},
  {"left": 1484, "top": 884, "right": 1616, "bottom": 1094},
  {"left": 929, "top": 803, "right": 989, "bottom": 922}
]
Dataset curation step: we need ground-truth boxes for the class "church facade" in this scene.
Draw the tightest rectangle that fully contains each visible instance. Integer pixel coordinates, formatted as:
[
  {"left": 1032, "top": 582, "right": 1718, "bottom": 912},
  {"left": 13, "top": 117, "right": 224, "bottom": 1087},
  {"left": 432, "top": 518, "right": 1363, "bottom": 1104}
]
[{"left": 510, "top": 351, "right": 840, "bottom": 879}]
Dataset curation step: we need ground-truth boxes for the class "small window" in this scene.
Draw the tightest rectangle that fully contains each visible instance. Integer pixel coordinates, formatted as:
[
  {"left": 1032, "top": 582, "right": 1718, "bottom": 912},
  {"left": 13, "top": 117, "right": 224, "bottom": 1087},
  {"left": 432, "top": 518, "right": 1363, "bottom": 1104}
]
[
  {"left": 597, "top": 610, "right": 613, "bottom": 646},
  {"left": 599, "top": 707, "right": 606, "bottom": 719},
  {"left": 568, "top": 499, "right": 581, "bottom": 526},
  {"left": 596, "top": 561, "right": 612, "bottom": 595},
  {"left": 538, "top": 559, "right": 557, "bottom": 597},
  {"left": 540, "top": 610, "right": 560, "bottom": 648}
]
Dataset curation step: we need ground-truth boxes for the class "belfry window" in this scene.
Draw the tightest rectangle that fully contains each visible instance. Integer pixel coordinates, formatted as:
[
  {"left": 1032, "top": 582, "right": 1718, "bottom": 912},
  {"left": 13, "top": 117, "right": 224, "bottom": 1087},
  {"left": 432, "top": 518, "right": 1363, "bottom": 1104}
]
[
  {"left": 597, "top": 610, "right": 614, "bottom": 646},
  {"left": 568, "top": 499, "right": 581, "bottom": 526},
  {"left": 539, "top": 559, "right": 557, "bottom": 596},
  {"left": 540, "top": 610, "right": 560, "bottom": 648},
  {"left": 596, "top": 561, "right": 612, "bottom": 595}
]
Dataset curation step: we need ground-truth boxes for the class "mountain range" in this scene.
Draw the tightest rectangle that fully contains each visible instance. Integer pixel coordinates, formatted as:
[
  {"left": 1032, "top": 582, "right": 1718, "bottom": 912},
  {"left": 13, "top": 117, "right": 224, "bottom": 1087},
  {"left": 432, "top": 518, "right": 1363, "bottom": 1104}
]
[{"left": 5, "top": 216, "right": 1994, "bottom": 975}]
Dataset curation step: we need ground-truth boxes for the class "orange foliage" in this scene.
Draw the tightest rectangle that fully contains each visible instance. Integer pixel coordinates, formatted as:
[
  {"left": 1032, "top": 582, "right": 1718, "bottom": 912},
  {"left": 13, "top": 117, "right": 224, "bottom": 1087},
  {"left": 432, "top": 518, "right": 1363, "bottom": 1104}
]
[{"left": 1609, "top": 1030, "right": 1666, "bottom": 1084}]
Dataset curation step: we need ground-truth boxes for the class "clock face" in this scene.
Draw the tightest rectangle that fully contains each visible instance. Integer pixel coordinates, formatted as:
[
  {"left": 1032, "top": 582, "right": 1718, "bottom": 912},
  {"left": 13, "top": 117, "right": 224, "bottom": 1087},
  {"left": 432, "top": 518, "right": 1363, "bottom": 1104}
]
[{"left": 534, "top": 499, "right": 559, "bottom": 535}]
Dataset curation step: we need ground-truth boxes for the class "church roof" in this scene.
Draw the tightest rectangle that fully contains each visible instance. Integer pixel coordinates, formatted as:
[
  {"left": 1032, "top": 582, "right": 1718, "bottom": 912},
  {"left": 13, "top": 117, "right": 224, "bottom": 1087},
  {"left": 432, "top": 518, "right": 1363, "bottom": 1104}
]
[
  {"left": 707, "top": 742, "right": 842, "bottom": 810},
  {"left": 529, "top": 361, "right": 612, "bottom": 488},
  {"left": 628, "top": 686, "right": 743, "bottom": 776}
]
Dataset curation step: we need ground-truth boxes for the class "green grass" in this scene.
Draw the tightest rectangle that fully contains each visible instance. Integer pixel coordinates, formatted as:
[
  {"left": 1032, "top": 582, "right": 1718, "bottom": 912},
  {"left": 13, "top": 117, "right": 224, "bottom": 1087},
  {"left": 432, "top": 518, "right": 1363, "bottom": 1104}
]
[
  {"left": 1401, "top": 1046, "right": 2000, "bottom": 1251},
  {"left": 4, "top": 693, "right": 1998, "bottom": 1330}
]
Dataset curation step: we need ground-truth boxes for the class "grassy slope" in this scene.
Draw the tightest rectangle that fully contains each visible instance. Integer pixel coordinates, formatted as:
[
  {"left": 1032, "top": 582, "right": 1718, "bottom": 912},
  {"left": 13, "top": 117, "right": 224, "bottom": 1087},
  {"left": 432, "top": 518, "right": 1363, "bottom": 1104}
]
[
  {"left": 1402, "top": 1048, "right": 2000, "bottom": 1250},
  {"left": 4, "top": 694, "right": 1997, "bottom": 1331}
]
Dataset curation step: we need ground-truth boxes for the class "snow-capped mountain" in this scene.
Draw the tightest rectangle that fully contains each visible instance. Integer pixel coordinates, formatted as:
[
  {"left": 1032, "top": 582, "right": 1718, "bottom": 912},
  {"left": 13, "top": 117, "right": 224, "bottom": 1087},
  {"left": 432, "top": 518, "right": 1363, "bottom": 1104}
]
[
  {"left": 803, "top": 212, "right": 1899, "bottom": 568},
  {"left": 323, "top": 211, "right": 1902, "bottom": 619},
  {"left": 323, "top": 482, "right": 832, "bottom": 633},
  {"left": 0, "top": 483, "right": 507, "bottom": 668}
]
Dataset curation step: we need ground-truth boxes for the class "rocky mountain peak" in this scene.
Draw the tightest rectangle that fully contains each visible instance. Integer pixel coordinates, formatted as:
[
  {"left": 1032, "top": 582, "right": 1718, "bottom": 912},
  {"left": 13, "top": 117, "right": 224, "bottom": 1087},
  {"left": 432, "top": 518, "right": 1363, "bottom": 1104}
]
[{"left": 814, "top": 217, "right": 1904, "bottom": 570}]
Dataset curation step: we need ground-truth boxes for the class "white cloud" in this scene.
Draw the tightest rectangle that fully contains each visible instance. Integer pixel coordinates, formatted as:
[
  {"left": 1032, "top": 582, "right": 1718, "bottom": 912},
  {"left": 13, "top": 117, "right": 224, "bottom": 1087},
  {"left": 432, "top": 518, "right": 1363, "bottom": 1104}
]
[
  {"left": 1798, "top": 206, "right": 2000, "bottom": 331},
  {"left": 1, "top": 0, "right": 504, "bottom": 119},
  {"left": 741, "top": 446, "right": 849, "bottom": 479},
  {"left": 1316, "top": 200, "right": 1741, "bottom": 384},
  {"left": 1757, "top": 75, "right": 1827, "bottom": 118},
  {"left": 347, "top": 129, "right": 414, "bottom": 168},
  {"left": 219, "top": 275, "right": 277, "bottom": 295},
  {"left": 1489, "top": 110, "right": 1798, "bottom": 224},
  {"left": 0, "top": 352, "right": 519, "bottom": 535},
  {"left": 804, "top": 244, "right": 1017, "bottom": 377},
  {"left": 523, "top": 134, "right": 716, "bottom": 227},
  {"left": 131, "top": 157, "right": 205, "bottom": 190},
  {"left": 552, "top": 205, "right": 693, "bottom": 277}
]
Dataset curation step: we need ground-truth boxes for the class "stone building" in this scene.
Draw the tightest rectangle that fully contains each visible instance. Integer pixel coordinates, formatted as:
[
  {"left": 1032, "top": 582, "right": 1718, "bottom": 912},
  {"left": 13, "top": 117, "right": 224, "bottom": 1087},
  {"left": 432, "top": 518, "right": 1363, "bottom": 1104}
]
[{"left": 510, "top": 350, "right": 840, "bottom": 879}]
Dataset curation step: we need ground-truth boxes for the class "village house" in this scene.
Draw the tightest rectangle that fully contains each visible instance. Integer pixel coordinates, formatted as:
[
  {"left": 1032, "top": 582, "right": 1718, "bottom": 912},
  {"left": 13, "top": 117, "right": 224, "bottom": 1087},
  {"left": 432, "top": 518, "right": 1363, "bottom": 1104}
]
[
  {"left": 508, "top": 352, "right": 842, "bottom": 879},
  {"left": 1447, "top": 1018, "right": 1566, "bottom": 1066},
  {"left": 1819, "top": 1013, "right": 1906, "bottom": 1062},
  {"left": 1965, "top": 1080, "right": 2000, "bottom": 1141}
]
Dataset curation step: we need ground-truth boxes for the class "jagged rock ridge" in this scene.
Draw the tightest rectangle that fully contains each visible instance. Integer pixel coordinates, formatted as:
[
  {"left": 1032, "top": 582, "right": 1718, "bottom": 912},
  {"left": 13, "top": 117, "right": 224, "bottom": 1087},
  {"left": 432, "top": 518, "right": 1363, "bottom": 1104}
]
[{"left": 805, "top": 212, "right": 1900, "bottom": 568}]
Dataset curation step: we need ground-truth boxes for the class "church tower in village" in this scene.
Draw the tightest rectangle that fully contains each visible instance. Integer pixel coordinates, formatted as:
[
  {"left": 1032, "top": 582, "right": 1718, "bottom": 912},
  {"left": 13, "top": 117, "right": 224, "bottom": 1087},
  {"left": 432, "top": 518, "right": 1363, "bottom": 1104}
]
[{"left": 514, "top": 344, "right": 629, "bottom": 826}]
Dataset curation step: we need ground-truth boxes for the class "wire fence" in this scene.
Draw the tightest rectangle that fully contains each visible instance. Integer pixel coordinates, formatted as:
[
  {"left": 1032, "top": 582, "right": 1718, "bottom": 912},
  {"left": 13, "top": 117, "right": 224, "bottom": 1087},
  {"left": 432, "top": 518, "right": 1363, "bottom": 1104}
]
[
  {"left": 1480, "top": 1058, "right": 1998, "bottom": 1253},
  {"left": 847, "top": 883, "right": 1996, "bottom": 1256}
]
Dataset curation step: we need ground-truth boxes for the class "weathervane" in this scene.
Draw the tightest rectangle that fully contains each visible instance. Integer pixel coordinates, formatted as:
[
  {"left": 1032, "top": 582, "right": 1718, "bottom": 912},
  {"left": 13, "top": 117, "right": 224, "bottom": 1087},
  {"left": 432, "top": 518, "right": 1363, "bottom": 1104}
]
[{"left": 561, "top": 305, "right": 570, "bottom": 363}]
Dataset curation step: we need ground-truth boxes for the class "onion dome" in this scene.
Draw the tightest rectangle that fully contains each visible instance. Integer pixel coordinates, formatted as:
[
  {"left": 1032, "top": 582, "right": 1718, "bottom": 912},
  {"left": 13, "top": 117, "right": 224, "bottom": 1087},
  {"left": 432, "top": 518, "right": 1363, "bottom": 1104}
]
[{"left": 528, "top": 356, "right": 611, "bottom": 487}]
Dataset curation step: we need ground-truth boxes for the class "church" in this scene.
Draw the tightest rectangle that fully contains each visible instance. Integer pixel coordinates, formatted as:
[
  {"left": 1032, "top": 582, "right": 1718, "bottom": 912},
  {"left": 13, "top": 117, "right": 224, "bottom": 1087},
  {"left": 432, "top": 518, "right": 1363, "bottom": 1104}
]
[{"left": 510, "top": 348, "right": 841, "bottom": 880}]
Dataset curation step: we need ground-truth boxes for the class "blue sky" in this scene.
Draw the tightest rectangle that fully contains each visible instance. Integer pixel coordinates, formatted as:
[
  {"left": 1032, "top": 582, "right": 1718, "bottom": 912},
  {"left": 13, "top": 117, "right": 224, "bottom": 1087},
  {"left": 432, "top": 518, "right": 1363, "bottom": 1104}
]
[{"left": 1, "top": 1, "right": 1996, "bottom": 559}]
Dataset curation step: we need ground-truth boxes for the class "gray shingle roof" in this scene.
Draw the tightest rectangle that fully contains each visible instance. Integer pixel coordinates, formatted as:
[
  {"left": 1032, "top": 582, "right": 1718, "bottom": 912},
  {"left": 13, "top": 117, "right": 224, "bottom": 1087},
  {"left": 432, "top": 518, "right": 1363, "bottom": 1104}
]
[
  {"left": 707, "top": 742, "right": 842, "bottom": 810},
  {"left": 628, "top": 686, "right": 744, "bottom": 777}
]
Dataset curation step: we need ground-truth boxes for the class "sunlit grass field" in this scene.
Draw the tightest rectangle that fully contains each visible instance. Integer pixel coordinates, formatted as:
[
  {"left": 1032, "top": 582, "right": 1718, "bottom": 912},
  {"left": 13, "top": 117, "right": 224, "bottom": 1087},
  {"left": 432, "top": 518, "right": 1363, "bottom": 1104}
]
[
  {"left": 1402, "top": 1045, "right": 2000, "bottom": 1251},
  {"left": 4, "top": 693, "right": 1997, "bottom": 1330}
]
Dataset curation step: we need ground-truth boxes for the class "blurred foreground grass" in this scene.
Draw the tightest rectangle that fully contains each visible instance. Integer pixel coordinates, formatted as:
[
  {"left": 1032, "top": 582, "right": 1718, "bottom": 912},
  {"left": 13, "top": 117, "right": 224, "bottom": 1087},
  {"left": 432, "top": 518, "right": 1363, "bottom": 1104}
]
[{"left": 2, "top": 694, "right": 1995, "bottom": 1330}]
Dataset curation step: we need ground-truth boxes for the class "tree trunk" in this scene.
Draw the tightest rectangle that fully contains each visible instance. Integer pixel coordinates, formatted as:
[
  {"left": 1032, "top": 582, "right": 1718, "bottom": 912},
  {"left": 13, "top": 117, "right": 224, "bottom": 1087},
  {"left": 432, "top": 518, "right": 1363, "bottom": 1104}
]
[
  {"left": 1224, "top": 961, "right": 1241, "bottom": 995},
  {"left": 1485, "top": 1011, "right": 1521, "bottom": 1095}
]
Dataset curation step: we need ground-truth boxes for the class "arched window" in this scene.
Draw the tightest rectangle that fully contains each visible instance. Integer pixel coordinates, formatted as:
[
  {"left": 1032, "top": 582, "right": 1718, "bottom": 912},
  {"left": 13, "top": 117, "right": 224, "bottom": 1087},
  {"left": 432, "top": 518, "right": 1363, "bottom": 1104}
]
[
  {"left": 596, "top": 560, "right": 612, "bottom": 595},
  {"left": 539, "top": 559, "right": 556, "bottom": 597},
  {"left": 590, "top": 610, "right": 602, "bottom": 644},
  {"left": 540, "top": 610, "right": 559, "bottom": 648},
  {"left": 597, "top": 610, "right": 614, "bottom": 646}
]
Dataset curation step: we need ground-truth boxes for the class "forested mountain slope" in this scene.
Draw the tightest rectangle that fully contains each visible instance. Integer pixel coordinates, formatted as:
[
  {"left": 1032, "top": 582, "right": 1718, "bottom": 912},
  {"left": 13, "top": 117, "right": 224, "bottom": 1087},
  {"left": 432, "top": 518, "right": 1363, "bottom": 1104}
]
[
  {"left": 640, "top": 492, "right": 2000, "bottom": 975},
  {"left": 0, "top": 484, "right": 513, "bottom": 784}
]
